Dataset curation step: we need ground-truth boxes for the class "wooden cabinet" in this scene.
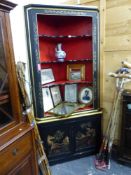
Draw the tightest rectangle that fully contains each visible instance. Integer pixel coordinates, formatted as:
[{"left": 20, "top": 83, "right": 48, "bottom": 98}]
[
  {"left": 0, "top": 1, "right": 21, "bottom": 134},
  {"left": 0, "top": 123, "right": 38, "bottom": 175},
  {"left": 118, "top": 90, "right": 131, "bottom": 164},
  {"left": 25, "top": 4, "right": 102, "bottom": 164},
  {"left": 0, "top": 1, "right": 38, "bottom": 174}
]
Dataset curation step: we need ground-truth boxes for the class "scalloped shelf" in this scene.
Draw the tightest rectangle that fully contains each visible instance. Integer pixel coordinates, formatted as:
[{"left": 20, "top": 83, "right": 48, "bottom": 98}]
[
  {"left": 42, "top": 80, "right": 93, "bottom": 88},
  {"left": 40, "top": 58, "right": 93, "bottom": 64},
  {"left": 39, "top": 34, "right": 92, "bottom": 39},
  {"left": 0, "top": 94, "right": 9, "bottom": 105}
]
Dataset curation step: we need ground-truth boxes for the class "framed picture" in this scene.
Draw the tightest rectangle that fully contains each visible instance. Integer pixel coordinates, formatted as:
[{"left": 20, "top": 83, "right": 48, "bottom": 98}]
[
  {"left": 67, "top": 64, "right": 85, "bottom": 81},
  {"left": 41, "top": 68, "right": 55, "bottom": 84},
  {"left": 42, "top": 87, "right": 54, "bottom": 112},
  {"left": 49, "top": 102, "right": 81, "bottom": 117},
  {"left": 79, "top": 87, "right": 93, "bottom": 105},
  {"left": 64, "top": 84, "right": 77, "bottom": 103},
  {"left": 50, "top": 86, "right": 62, "bottom": 106}
]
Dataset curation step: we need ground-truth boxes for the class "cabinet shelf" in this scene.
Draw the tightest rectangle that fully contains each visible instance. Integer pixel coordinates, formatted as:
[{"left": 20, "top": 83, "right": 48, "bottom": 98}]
[
  {"left": 0, "top": 99, "right": 9, "bottom": 105},
  {"left": 40, "top": 58, "right": 93, "bottom": 64},
  {"left": 42, "top": 80, "right": 93, "bottom": 88},
  {"left": 0, "top": 94, "right": 9, "bottom": 105},
  {"left": 39, "top": 34, "right": 92, "bottom": 39}
]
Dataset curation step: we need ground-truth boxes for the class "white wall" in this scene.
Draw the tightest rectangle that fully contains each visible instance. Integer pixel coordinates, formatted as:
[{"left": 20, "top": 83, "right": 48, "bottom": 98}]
[{"left": 9, "top": 0, "right": 66, "bottom": 99}]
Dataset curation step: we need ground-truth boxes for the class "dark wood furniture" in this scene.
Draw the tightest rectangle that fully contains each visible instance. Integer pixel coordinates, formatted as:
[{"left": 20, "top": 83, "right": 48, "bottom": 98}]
[
  {"left": 0, "top": 1, "right": 38, "bottom": 174},
  {"left": 0, "top": 123, "right": 38, "bottom": 175},
  {"left": 25, "top": 4, "right": 102, "bottom": 165},
  {"left": 118, "top": 90, "right": 131, "bottom": 165}
]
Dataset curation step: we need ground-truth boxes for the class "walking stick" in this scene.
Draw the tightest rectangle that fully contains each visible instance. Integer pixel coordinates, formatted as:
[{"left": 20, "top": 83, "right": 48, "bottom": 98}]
[
  {"left": 95, "top": 66, "right": 131, "bottom": 170},
  {"left": 105, "top": 77, "right": 124, "bottom": 168},
  {"left": 95, "top": 89, "right": 119, "bottom": 168},
  {"left": 16, "top": 62, "right": 51, "bottom": 175}
]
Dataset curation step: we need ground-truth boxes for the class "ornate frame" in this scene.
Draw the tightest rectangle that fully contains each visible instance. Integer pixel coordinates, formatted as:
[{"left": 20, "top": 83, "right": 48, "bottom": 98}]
[{"left": 67, "top": 64, "right": 85, "bottom": 81}]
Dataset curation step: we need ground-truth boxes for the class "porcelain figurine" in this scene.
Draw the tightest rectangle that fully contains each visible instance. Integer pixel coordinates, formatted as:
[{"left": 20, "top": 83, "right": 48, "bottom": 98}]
[{"left": 55, "top": 43, "right": 66, "bottom": 62}]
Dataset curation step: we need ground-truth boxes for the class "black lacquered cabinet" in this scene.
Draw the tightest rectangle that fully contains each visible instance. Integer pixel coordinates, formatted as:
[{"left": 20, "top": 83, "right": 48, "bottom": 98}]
[
  {"left": 38, "top": 112, "right": 101, "bottom": 165},
  {"left": 119, "top": 90, "right": 131, "bottom": 164},
  {"left": 24, "top": 4, "right": 102, "bottom": 164}
]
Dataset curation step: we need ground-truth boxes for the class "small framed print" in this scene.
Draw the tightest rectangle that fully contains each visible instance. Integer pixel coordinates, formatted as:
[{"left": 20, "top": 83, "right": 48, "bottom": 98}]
[
  {"left": 67, "top": 64, "right": 85, "bottom": 81},
  {"left": 79, "top": 87, "right": 93, "bottom": 105},
  {"left": 42, "top": 87, "right": 54, "bottom": 112},
  {"left": 41, "top": 68, "right": 55, "bottom": 84},
  {"left": 64, "top": 84, "right": 77, "bottom": 103},
  {"left": 50, "top": 86, "right": 62, "bottom": 106}
]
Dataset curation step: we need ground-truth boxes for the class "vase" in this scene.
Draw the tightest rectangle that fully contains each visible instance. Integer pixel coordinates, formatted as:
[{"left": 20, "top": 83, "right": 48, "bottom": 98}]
[{"left": 55, "top": 43, "right": 66, "bottom": 62}]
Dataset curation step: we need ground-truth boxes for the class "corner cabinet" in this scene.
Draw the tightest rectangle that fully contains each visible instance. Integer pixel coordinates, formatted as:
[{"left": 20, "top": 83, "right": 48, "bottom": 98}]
[
  {"left": 25, "top": 4, "right": 102, "bottom": 164},
  {"left": 0, "top": 1, "right": 38, "bottom": 174}
]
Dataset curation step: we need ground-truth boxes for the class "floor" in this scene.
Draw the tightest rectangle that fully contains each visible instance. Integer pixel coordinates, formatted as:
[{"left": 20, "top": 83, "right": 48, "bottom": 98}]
[{"left": 51, "top": 156, "right": 131, "bottom": 175}]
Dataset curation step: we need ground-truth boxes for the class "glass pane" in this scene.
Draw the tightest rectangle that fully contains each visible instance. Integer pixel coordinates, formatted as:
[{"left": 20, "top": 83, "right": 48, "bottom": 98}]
[{"left": 0, "top": 21, "right": 13, "bottom": 128}]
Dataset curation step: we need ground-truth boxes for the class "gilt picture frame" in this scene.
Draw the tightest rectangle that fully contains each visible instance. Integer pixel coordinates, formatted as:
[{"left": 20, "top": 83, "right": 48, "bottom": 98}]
[
  {"left": 49, "top": 102, "right": 81, "bottom": 117},
  {"left": 67, "top": 64, "right": 85, "bottom": 81}
]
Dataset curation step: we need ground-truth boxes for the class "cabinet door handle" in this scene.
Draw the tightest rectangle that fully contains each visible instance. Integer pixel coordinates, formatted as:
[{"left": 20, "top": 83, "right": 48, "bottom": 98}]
[{"left": 12, "top": 148, "right": 18, "bottom": 156}]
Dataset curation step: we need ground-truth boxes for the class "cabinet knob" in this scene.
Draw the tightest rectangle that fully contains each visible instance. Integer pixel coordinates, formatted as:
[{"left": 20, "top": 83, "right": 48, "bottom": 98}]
[{"left": 12, "top": 148, "right": 18, "bottom": 156}]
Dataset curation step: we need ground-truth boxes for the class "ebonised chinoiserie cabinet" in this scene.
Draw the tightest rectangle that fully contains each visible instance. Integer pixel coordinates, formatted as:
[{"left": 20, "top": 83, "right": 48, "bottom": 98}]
[
  {"left": 0, "top": 1, "right": 38, "bottom": 174},
  {"left": 25, "top": 4, "right": 102, "bottom": 164},
  {"left": 118, "top": 90, "right": 131, "bottom": 165}
]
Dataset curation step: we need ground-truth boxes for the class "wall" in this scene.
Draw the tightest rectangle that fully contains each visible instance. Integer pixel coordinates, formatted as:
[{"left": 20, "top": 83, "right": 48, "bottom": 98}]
[
  {"left": 9, "top": 0, "right": 131, "bottom": 145},
  {"left": 104, "top": 0, "right": 131, "bottom": 143}
]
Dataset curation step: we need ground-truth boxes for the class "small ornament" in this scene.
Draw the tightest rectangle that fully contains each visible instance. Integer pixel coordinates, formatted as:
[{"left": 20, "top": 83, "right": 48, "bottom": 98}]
[{"left": 55, "top": 43, "right": 66, "bottom": 62}]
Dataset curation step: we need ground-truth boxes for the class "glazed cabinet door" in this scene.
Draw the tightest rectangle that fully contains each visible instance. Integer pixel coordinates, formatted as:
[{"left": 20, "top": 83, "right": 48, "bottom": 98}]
[
  {"left": 0, "top": 6, "right": 21, "bottom": 133},
  {"left": 0, "top": 12, "right": 13, "bottom": 129}
]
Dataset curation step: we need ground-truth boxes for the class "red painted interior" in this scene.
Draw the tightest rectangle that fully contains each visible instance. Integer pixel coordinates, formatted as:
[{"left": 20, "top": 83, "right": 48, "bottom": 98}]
[
  {"left": 39, "top": 38, "right": 92, "bottom": 62},
  {"left": 37, "top": 15, "right": 93, "bottom": 62},
  {"left": 41, "top": 61, "right": 93, "bottom": 82},
  {"left": 37, "top": 15, "right": 92, "bottom": 36},
  {"left": 37, "top": 14, "right": 94, "bottom": 111}
]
